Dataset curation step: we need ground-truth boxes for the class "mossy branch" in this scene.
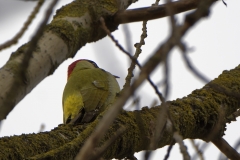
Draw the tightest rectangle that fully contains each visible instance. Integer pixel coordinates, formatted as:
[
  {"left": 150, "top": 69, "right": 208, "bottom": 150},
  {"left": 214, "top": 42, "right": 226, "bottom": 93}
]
[{"left": 0, "top": 64, "right": 239, "bottom": 159}]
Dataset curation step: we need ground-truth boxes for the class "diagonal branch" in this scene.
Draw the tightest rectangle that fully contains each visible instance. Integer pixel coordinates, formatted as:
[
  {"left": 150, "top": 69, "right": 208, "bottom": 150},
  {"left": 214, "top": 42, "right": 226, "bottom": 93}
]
[
  {"left": 212, "top": 138, "right": 240, "bottom": 160},
  {"left": 0, "top": 0, "right": 45, "bottom": 51},
  {"left": 114, "top": 0, "right": 207, "bottom": 24}
]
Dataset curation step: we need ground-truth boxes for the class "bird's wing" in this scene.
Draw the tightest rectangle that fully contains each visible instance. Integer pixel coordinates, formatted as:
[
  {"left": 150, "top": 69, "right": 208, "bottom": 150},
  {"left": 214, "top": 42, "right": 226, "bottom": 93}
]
[
  {"left": 82, "top": 86, "right": 107, "bottom": 109},
  {"left": 80, "top": 69, "right": 110, "bottom": 112}
]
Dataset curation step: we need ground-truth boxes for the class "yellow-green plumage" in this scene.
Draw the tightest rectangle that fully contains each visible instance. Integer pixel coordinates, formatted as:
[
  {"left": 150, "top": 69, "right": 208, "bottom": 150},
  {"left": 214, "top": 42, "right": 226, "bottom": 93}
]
[{"left": 62, "top": 60, "right": 120, "bottom": 124}]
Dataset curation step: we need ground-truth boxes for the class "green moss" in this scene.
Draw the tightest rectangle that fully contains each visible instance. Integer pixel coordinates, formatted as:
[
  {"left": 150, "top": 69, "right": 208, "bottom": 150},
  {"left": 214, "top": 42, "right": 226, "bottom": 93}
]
[
  {"left": 44, "top": 0, "right": 120, "bottom": 58},
  {"left": 101, "top": 111, "right": 140, "bottom": 159},
  {"left": 54, "top": 1, "right": 88, "bottom": 19},
  {"left": 98, "top": 0, "right": 118, "bottom": 15},
  {"left": 167, "top": 65, "right": 240, "bottom": 140}
]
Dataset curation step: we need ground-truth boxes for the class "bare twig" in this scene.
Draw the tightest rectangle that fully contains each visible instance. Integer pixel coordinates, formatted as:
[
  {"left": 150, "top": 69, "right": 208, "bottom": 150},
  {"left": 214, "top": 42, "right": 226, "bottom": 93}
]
[
  {"left": 173, "top": 132, "right": 191, "bottom": 160},
  {"left": 233, "top": 139, "right": 240, "bottom": 155},
  {"left": 179, "top": 42, "right": 210, "bottom": 83},
  {"left": 163, "top": 0, "right": 177, "bottom": 99},
  {"left": 163, "top": 59, "right": 170, "bottom": 99},
  {"left": 192, "top": 142, "right": 209, "bottom": 160},
  {"left": 125, "top": 96, "right": 140, "bottom": 110},
  {"left": 114, "top": 0, "right": 203, "bottom": 24},
  {"left": 190, "top": 139, "right": 204, "bottom": 160},
  {"left": 163, "top": 140, "right": 175, "bottom": 160},
  {"left": 123, "top": 21, "right": 147, "bottom": 89},
  {"left": 165, "top": 0, "right": 210, "bottom": 84},
  {"left": 212, "top": 138, "right": 240, "bottom": 160},
  {"left": 149, "top": 0, "right": 176, "bottom": 154},
  {"left": 100, "top": 17, "right": 165, "bottom": 102},
  {"left": 0, "top": 0, "right": 45, "bottom": 51},
  {"left": 150, "top": 99, "right": 158, "bottom": 108}
]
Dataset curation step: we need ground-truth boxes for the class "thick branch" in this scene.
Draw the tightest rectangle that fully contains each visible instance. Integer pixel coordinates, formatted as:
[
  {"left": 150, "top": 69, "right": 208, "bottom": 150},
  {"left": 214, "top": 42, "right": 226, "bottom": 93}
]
[{"left": 0, "top": 64, "right": 240, "bottom": 159}]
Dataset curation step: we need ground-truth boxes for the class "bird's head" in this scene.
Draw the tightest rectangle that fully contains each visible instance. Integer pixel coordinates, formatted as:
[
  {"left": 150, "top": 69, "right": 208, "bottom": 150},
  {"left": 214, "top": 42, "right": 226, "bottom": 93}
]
[{"left": 67, "top": 59, "right": 99, "bottom": 79}]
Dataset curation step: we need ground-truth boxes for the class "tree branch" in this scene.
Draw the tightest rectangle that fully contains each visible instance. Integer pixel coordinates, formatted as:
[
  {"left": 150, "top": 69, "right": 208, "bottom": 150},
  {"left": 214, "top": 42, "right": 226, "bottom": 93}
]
[
  {"left": 114, "top": 0, "right": 206, "bottom": 24},
  {"left": 0, "top": 63, "right": 239, "bottom": 159},
  {"left": 212, "top": 138, "right": 240, "bottom": 160}
]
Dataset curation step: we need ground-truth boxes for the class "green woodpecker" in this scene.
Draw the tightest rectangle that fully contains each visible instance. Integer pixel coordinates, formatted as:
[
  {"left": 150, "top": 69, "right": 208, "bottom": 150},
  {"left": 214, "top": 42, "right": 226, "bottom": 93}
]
[{"left": 62, "top": 59, "right": 120, "bottom": 124}]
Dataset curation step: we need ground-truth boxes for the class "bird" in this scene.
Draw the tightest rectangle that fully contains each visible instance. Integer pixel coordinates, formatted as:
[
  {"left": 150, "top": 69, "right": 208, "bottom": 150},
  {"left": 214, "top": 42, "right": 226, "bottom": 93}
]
[{"left": 62, "top": 59, "right": 120, "bottom": 124}]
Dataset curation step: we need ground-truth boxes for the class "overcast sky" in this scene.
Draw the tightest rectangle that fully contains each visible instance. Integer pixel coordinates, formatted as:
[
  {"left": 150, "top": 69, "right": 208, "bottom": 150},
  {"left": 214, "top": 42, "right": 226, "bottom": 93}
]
[{"left": 0, "top": 0, "right": 240, "bottom": 159}]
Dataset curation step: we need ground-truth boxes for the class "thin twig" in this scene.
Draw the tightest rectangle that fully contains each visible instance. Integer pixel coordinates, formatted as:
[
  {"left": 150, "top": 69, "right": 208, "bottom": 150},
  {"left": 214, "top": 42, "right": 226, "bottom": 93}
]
[
  {"left": 179, "top": 42, "right": 210, "bottom": 83},
  {"left": 163, "top": 140, "right": 175, "bottom": 160},
  {"left": 212, "top": 138, "right": 240, "bottom": 160},
  {"left": 0, "top": 0, "right": 45, "bottom": 51},
  {"left": 173, "top": 132, "right": 191, "bottom": 160},
  {"left": 100, "top": 17, "right": 141, "bottom": 68},
  {"left": 144, "top": 151, "right": 151, "bottom": 160},
  {"left": 114, "top": 0, "right": 202, "bottom": 24},
  {"left": 123, "top": 21, "right": 147, "bottom": 89},
  {"left": 165, "top": 0, "right": 210, "bottom": 84},
  {"left": 125, "top": 96, "right": 140, "bottom": 110},
  {"left": 163, "top": 60, "right": 170, "bottom": 99},
  {"left": 100, "top": 17, "right": 165, "bottom": 102},
  {"left": 192, "top": 142, "right": 209, "bottom": 160},
  {"left": 190, "top": 139, "right": 204, "bottom": 160},
  {"left": 233, "top": 138, "right": 240, "bottom": 155},
  {"left": 148, "top": 0, "right": 176, "bottom": 153}
]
